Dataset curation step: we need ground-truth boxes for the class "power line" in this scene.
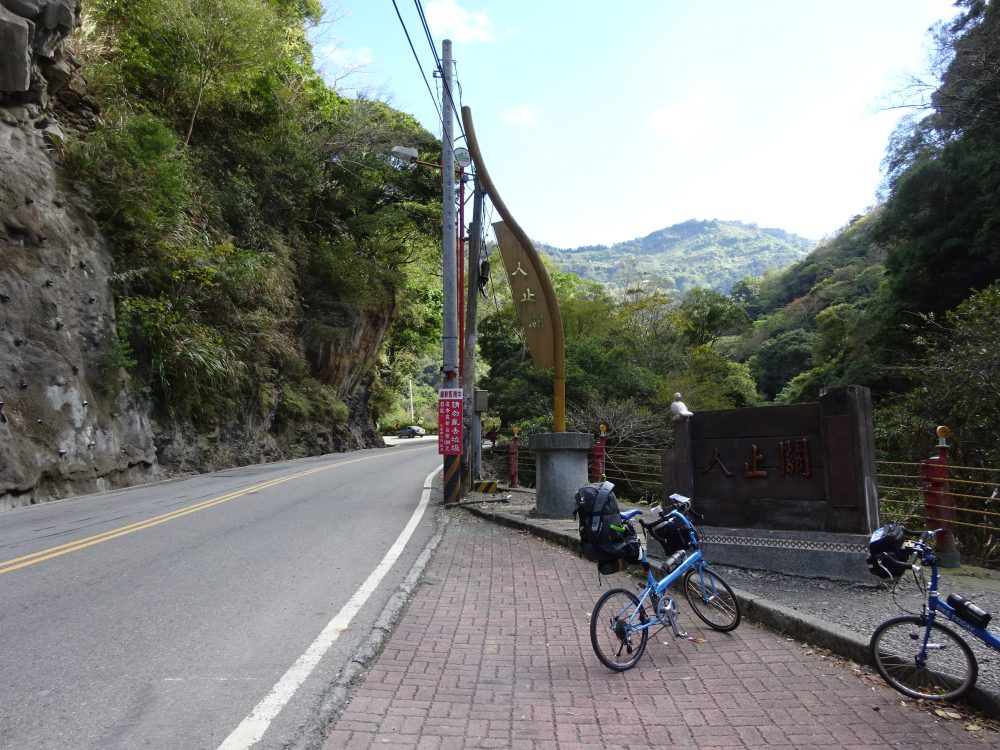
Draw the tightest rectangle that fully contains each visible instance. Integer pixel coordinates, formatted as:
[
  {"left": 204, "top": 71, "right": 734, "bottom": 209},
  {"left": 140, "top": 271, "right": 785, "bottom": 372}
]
[
  {"left": 413, "top": 0, "right": 467, "bottom": 142},
  {"left": 391, "top": 0, "right": 442, "bottom": 124},
  {"left": 392, "top": 0, "right": 472, "bottom": 227},
  {"left": 413, "top": 0, "right": 442, "bottom": 70}
]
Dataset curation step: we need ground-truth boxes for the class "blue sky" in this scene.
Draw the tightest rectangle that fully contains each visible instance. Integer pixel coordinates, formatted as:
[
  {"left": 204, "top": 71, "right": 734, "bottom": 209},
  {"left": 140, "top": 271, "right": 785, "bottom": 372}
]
[{"left": 313, "top": 1, "right": 958, "bottom": 248}]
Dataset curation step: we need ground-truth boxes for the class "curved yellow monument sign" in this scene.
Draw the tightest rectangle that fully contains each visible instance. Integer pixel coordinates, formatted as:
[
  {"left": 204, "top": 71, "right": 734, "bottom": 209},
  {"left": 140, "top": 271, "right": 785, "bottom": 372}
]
[{"left": 461, "top": 106, "right": 566, "bottom": 432}]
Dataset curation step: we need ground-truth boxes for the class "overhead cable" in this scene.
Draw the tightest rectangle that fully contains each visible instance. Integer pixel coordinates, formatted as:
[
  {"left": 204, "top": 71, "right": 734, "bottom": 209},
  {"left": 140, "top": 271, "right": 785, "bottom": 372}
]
[
  {"left": 391, "top": 0, "right": 443, "bottom": 124},
  {"left": 413, "top": 0, "right": 467, "bottom": 142}
]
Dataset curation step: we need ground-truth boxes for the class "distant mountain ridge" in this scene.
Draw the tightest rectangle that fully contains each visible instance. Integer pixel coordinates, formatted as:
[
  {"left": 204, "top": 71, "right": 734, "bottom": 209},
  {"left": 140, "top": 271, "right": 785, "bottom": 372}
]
[{"left": 537, "top": 219, "right": 816, "bottom": 294}]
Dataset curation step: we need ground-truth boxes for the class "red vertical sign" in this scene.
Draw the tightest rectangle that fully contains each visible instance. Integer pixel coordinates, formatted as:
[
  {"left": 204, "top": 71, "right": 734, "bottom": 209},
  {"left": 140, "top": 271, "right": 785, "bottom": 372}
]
[{"left": 438, "top": 388, "right": 463, "bottom": 455}]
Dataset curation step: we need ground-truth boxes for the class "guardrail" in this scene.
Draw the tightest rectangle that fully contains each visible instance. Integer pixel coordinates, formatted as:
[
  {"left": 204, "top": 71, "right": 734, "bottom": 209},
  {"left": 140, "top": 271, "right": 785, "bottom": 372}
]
[{"left": 487, "top": 426, "right": 999, "bottom": 568}]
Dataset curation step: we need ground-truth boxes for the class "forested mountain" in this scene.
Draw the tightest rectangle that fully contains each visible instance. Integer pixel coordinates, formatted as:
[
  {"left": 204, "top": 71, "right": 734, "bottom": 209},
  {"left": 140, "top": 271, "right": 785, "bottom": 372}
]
[
  {"left": 537, "top": 220, "right": 815, "bottom": 294},
  {"left": 728, "top": 0, "right": 1000, "bottom": 469},
  {"left": 479, "top": 0, "right": 1000, "bottom": 479}
]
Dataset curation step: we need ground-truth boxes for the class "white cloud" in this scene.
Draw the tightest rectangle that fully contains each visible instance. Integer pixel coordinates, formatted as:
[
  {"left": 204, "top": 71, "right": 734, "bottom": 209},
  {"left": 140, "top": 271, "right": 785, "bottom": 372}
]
[
  {"left": 645, "top": 86, "right": 716, "bottom": 146},
  {"left": 502, "top": 104, "right": 541, "bottom": 127},
  {"left": 425, "top": 0, "right": 494, "bottom": 43}
]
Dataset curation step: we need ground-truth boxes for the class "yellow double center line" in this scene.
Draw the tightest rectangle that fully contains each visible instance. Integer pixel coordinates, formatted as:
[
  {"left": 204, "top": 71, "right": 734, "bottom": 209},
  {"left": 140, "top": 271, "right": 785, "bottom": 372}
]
[{"left": 0, "top": 451, "right": 408, "bottom": 576}]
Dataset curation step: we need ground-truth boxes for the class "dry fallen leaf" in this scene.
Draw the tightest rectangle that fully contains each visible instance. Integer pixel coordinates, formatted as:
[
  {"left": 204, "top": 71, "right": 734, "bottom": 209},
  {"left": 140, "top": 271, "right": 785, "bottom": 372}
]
[
  {"left": 965, "top": 723, "right": 983, "bottom": 732},
  {"left": 934, "top": 709, "right": 963, "bottom": 720},
  {"left": 687, "top": 636, "right": 708, "bottom": 644}
]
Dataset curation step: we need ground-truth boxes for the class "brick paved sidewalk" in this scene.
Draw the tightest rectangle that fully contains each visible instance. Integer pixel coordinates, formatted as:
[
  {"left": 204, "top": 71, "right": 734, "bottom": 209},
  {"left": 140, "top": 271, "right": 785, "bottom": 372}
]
[{"left": 324, "top": 510, "right": 991, "bottom": 749}]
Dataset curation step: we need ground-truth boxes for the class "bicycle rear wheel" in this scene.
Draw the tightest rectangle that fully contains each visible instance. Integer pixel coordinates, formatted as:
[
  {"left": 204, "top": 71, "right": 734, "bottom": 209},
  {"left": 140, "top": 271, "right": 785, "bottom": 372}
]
[
  {"left": 590, "top": 588, "right": 649, "bottom": 671},
  {"left": 682, "top": 567, "right": 741, "bottom": 632},
  {"left": 869, "top": 615, "right": 977, "bottom": 701}
]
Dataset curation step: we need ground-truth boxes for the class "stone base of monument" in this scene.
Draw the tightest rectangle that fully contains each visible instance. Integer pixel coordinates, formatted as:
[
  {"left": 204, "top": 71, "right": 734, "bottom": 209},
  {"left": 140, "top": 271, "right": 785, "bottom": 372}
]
[
  {"left": 694, "top": 526, "right": 873, "bottom": 583},
  {"left": 528, "top": 432, "right": 593, "bottom": 518}
]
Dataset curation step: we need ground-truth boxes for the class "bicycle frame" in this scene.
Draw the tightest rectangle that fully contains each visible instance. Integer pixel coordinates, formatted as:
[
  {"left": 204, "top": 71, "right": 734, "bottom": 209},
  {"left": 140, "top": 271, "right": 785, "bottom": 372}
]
[
  {"left": 923, "top": 558, "right": 1000, "bottom": 653},
  {"left": 621, "top": 508, "right": 712, "bottom": 635},
  {"left": 589, "top": 498, "right": 743, "bottom": 670}
]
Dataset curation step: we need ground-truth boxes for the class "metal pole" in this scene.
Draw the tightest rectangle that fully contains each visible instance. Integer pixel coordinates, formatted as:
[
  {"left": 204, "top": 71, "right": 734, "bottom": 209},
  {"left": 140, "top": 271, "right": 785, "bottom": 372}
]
[
  {"left": 458, "top": 167, "right": 465, "bottom": 378},
  {"left": 507, "top": 430, "right": 520, "bottom": 488},
  {"left": 441, "top": 40, "right": 458, "bottom": 379},
  {"left": 441, "top": 39, "right": 461, "bottom": 503},
  {"left": 463, "top": 178, "right": 483, "bottom": 493}
]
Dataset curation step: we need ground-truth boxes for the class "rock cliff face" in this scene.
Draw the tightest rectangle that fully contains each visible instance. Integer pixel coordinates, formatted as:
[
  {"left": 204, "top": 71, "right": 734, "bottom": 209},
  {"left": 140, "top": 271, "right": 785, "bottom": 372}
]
[
  {"left": 0, "top": 1, "right": 387, "bottom": 508},
  {"left": 1, "top": 0, "right": 160, "bottom": 508},
  {"left": 1, "top": 0, "right": 81, "bottom": 107}
]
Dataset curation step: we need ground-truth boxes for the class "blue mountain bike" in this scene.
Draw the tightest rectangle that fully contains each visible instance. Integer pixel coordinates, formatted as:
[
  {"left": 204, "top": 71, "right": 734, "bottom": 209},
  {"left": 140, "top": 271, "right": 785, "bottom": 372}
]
[
  {"left": 869, "top": 526, "right": 999, "bottom": 701},
  {"left": 589, "top": 494, "right": 741, "bottom": 671}
]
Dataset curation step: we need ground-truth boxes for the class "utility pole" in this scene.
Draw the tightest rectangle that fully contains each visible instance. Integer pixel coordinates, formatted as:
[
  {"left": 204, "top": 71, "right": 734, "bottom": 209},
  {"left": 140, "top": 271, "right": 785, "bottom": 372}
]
[
  {"left": 440, "top": 39, "right": 461, "bottom": 504},
  {"left": 462, "top": 178, "right": 483, "bottom": 494}
]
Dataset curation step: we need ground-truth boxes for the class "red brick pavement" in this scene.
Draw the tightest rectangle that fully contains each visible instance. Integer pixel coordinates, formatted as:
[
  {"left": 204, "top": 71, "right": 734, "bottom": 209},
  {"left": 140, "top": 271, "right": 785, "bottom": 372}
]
[{"left": 324, "top": 511, "right": 991, "bottom": 749}]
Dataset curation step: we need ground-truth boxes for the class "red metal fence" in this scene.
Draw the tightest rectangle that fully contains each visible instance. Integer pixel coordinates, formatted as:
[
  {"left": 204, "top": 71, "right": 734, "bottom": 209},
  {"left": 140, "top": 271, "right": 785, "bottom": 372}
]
[{"left": 491, "top": 424, "right": 1000, "bottom": 569}]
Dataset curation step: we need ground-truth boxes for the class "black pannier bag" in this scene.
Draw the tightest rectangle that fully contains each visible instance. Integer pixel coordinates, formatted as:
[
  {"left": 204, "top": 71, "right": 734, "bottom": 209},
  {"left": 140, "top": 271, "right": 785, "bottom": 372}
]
[
  {"left": 867, "top": 524, "right": 910, "bottom": 578},
  {"left": 649, "top": 514, "right": 697, "bottom": 557},
  {"left": 574, "top": 481, "right": 642, "bottom": 573}
]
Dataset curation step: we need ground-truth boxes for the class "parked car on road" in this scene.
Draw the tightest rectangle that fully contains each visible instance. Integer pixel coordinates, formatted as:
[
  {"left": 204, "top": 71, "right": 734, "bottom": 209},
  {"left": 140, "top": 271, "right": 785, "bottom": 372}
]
[{"left": 397, "top": 425, "right": 426, "bottom": 438}]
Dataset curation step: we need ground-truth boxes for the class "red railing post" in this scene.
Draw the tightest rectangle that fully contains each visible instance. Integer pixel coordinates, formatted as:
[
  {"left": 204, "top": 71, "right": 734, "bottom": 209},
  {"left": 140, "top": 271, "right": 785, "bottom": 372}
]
[
  {"left": 588, "top": 423, "right": 607, "bottom": 482},
  {"left": 507, "top": 428, "right": 520, "bottom": 488},
  {"left": 921, "top": 425, "right": 960, "bottom": 567}
]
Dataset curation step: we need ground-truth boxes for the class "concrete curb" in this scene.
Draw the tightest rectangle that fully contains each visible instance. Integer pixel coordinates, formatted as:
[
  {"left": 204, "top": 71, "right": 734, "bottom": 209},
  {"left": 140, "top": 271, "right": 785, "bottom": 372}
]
[{"left": 464, "top": 503, "right": 1000, "bottom": 720}]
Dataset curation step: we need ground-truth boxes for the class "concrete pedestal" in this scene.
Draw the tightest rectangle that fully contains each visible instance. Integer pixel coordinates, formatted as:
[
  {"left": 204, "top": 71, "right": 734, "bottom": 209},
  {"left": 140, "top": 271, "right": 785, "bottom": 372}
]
[{"left": 528, "top": 432, "right": 593, "bottom": 518}]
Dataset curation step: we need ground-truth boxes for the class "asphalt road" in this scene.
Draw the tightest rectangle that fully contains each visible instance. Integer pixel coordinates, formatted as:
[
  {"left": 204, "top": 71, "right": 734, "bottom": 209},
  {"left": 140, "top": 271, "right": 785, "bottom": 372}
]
[{"left": 0, "top": 439, "right": 441, "bottom": 750}]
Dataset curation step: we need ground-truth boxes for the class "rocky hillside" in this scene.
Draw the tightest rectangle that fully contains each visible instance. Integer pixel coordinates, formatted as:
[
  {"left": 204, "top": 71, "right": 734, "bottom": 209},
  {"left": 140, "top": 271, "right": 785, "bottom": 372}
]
[
  {"left": 0, "top": 0, "right": 161, "bottom": 507},
  {"left": 538, "top": 219, "right": 815, "bottom": 293},
  {"left": 0, "top": 1, "right": 410, "bottom": 508}
]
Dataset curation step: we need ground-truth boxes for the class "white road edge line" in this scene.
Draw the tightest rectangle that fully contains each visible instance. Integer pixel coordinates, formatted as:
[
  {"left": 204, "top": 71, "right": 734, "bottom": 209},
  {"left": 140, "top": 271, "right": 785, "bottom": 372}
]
[{"left": 216, "top": 464, "right": 444, "bottom": 750}]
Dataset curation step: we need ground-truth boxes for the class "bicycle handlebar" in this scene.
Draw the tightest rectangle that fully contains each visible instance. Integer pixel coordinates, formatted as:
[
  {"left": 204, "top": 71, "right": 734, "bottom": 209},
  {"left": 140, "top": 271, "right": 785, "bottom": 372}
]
[
  {"left": 877, "top": 553, "right": 915, "bottom": 577},
  {"left": 638, "top": 494, "right": 704, "bottom": 531},
  {"left": 898, "top": 526, "right": 943, "bottom": 548},
  {"left": 874, "top": 526, "right": 944, "bottom": 576}
]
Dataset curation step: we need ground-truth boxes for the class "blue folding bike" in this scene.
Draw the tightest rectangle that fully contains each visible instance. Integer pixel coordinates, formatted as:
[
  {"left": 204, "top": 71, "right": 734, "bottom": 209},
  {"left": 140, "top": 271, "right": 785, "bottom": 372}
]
[{"left": 589, "top": 494, "right": 741, "bottom": 671}]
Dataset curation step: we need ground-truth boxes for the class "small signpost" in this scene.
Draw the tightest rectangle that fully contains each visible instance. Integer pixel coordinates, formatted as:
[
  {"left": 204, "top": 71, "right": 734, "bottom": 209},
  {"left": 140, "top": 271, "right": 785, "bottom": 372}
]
[{"left": 438, "top": 388, "right": 463, "bottom": 456}]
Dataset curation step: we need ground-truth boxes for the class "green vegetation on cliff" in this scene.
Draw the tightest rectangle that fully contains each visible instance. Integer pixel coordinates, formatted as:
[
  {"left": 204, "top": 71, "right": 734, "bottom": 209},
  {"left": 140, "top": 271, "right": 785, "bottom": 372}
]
[{"left": 66, "top": 0, "right": 443, "bottom": 451}]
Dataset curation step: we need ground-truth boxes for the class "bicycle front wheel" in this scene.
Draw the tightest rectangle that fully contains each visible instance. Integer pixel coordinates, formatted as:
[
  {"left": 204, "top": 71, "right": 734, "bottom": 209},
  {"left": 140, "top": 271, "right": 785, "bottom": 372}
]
[
  {"left": 590, "top": 588, "right": 649, "bottom": 671},
  {"left": 682, "top": 567, "right": 741, "bottom": 632},
  {"left": 869, "top": 615, "right": 978, "bottom": 701}
]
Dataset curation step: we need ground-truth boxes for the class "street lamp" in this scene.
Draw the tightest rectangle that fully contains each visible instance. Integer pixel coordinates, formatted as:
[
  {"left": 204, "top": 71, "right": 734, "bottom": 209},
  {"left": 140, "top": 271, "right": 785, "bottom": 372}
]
[{"left": 390, "top": 146, "right": 418, "bottom": 162}]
